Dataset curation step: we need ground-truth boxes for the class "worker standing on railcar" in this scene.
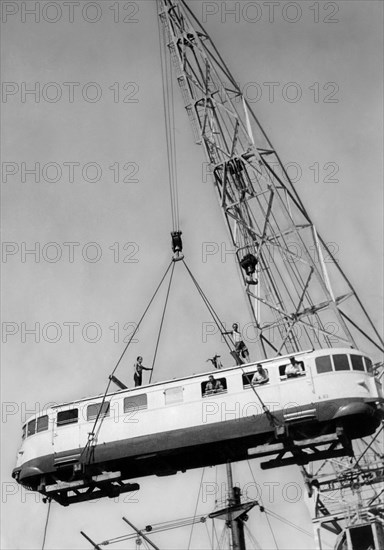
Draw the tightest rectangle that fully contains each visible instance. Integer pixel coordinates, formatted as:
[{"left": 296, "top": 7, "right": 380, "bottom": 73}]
[
  {"left": 223, "top": 322, "right": 250, "bottom": 364},
  {"left": 133, "top": 356, "right": 152, "bottom": 387}
]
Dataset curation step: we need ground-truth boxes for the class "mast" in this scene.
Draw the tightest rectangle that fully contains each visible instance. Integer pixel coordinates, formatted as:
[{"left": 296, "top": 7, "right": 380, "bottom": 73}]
[
  {"left": 226, "top": 462, "right": 246, "bottom": 550},
  {"left": 157, "top": 0, "right": 383, "bottom": 359}
]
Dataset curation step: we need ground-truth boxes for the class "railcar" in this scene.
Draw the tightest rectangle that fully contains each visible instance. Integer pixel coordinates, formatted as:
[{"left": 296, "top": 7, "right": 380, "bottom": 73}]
[{"left": 12, "top": 348, "right": 383, "bottom": 504}]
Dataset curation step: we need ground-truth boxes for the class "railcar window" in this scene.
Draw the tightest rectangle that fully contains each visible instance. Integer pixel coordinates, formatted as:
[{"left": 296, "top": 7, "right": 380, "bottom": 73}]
[
  {"left": 22, "top": 425, "right": 26, "bottom": 439},
  {"left": 27, "top": 419, "right": 36, "bottom": 436},
  {"left": 364, "top": 357, "right": 373, "bottom": 373},
  {"left": 333, "top": 354, "right": 350, "bottom": 371},
  {"left": 164, "top": 387, "right": 184, "bottom": 405},
  {"left": 351, "top": 355, "right": 364, "bottom": 372},
  {"left": 124, "top": 394, "right": 147, "bottom": 412},
  {"left": 202, "top": 377, "right": 227, "bottom": 396},
  {"left": 279, "top": 362, "right": 305, "bottom": 379},
  {"left": 87, "top": 402, "right": 110, "bottom": 421},
  {"left": 37, "top": 415, "right": 49, "bottom": 432},
  {"left": 315, "top": 355, "right": 332, "bottom": 374},
  {"left": 57, "top": 409, "right": 79, "bottom": 426},
  {"left": 242, "top": 372, "right": 256, "bottom": 387}
]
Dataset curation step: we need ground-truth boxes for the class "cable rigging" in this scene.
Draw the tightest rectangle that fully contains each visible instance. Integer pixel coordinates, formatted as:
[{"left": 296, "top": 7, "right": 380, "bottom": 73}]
[
  {"left": 149, "top": 260, "right": 176, "bottom": 384},
  {"left": 80, "top": 259, "right": 175, "bottom": 461},
  {"left": 157, "top": 0, "right": 180, "bottom": 233}
]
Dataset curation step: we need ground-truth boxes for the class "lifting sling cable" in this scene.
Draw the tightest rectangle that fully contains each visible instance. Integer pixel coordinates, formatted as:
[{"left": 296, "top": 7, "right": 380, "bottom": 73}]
[
  {"left": 183, "top": 259, "right": 281, "bottom": 428},
  {"left": 149, "top": 261, "right": 176, "bottom": 384},
  {"left": 240, "top": 366, "right": 282, "bottom": 430},
  {"left": 157, "top": 0, "right": 180, "bottom": 232},
  {"left": 182, "top": 260, "right": 234, "bottom": 353},
  {"left": 80, "top": 260, "right": 174, "bottom": 461}
]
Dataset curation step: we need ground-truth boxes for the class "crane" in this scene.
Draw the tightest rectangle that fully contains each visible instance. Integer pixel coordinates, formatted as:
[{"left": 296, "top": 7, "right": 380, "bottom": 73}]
[
  {"left": 156, "top": 1, "right": 384, "bottom": 548},
  {"left": 156, "top": 0, "right": 383, "bottom": 359}
]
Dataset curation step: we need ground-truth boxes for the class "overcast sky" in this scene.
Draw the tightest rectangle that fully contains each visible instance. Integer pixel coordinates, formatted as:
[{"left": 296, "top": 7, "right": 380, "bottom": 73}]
[{"left": 1, "top": 1, "right": 383, "bottom": 549}]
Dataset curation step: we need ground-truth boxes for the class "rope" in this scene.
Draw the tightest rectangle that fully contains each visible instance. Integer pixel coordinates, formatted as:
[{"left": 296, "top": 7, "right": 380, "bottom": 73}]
[
  {"left": 241, "top": 367, "right": 282, "bottom": 430},
  {"left": 183, "top": 258, "right": 281, "bottom": 430},
  {"left": 100, "top": 515, "right": 208, "bottom": 546},
  {"left": 243, "top": 523, "right": 262, "bottom": 550},
  {"left": 245, "top": 461, "right": 279, "bottom": 550},
  {"left": 157, "top": 0, "right": 180, "bottom": 232},
  {"left": 182, "top": 260, "right": 233, "bottom": 353},
  {"left": 41, "top": 499, "right": 52, "bottom": 550},
  {"left": 263, "top": 508, "right": 315, "bottom": 540},
  {"left": 187, "top": 468, "right": 206, "bottom": 550},
  {"left": 149, "top": 261, "right": 176, "bottom": 383},
  {"left": 80, "top": 260, "right": 174, "bottom": 461}
]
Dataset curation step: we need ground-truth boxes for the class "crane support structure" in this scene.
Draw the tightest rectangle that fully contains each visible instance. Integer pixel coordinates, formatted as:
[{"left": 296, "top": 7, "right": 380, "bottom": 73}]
[{"left": 157, "top": 0, "right": 383, "bottom": 359}]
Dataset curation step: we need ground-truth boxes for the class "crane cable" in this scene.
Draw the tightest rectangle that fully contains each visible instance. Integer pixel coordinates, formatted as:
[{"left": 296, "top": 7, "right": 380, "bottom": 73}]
[
  {"left": 182, "top": 259, "right": 234, "bottom": 353},
  {"left": 156, "top": 0, "right": 180, "bottom": 232},
  {"left": 240, "top": 365, "right": 282, "bottom": 430},
  {"left": 80, "top": 255, "right": 238, "bottom": 462},
  {"left": 181, "top": 258, "right": 283, "bottom": 432},
  {"left": 80, "top": 260, "right": 174, "bottom": 461},
  {"left": 149, "top": 261, "right": 176, "bottom": 384}
]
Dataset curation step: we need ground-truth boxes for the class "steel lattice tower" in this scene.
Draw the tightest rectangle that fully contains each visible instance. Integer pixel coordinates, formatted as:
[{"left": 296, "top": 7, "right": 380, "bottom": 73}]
[
  {"left": 157, "top": 0, "right": 383, "bottom": 360},
  {"left": 157, "top": 2, "right": 384, "bottom": 549}
]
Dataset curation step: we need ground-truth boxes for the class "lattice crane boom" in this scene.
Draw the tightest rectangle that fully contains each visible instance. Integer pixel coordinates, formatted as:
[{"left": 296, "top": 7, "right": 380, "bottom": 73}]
[{"left": 158, "top": 0, "right": 383, "bottom": 359}]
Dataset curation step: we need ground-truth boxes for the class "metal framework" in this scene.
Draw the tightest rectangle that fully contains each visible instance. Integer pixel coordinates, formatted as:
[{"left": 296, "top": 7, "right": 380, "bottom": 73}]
[
  {"left": 304, "top": 422, "right": 384, "bottom": 549},
  {"left": 157, "top": 0, "right": 383, "bottom": 359},
  {"left": 42, "top": 471, "right": 139, "bottom": 506},
  {"left": 157, "top": 2, "right": 384, "bottom": 549}
]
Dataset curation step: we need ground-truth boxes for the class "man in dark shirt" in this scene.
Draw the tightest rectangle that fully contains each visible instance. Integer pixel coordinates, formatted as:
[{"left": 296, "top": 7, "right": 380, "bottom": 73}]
[
  {"left": 133, "top": 356, "right": 152, "bottom": 387},
  {"left": 223, "top": 322, "right": 250, "bottom": 364}
]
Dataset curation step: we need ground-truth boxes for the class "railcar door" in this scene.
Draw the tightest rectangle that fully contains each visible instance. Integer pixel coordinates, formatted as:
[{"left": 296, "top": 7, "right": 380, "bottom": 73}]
[
  {"left": 53, "top": 408, "right": 81, "bottom": 465},
  {"left": 276, "top": 357, "right": 317, "bottom": 424}
]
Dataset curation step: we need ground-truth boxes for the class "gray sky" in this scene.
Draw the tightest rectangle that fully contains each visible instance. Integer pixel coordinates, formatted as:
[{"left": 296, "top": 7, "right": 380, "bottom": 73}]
[{"left": 1, "top": 1, "right": 383, "bottom": 549}]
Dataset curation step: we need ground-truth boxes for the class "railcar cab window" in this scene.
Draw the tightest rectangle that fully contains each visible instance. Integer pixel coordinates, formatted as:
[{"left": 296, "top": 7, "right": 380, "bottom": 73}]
[
  {"left": 26, "top": 414, "right": 49, "bottom": 437},
  {"left": 87, "top": 402, "right": 110, "bottom": 421},
  {"left": 351, "top": 354, "right": 365, "bottom": 372},
  {"left": 27, "top": 419, "right": 36, "bottom": 437},
  {"left": 280, "top": 357, "right": 305, "bottom": 380},
  {"left": 333, "top": 354, "right": 350, "bottom": 371},
  {"left": 57, "top": 409, "right": 78, "bottom": 426},
  {"left": 37, "top": 415, "right": 48, "bottom": 432},
  {"left": 364, "top": 357, "right": 373, "bottom": 373},
  {"left": 202, "top": 375, "right": 227, "bottom": 396}
]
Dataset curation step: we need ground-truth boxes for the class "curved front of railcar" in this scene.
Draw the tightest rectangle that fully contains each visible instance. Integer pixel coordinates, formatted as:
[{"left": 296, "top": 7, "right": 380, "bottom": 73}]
[
  {"left": 308, "top": 349, "right": 384, "bottom": 438},
  {"left": 12, "top": 409, "right": 56, "bottom": 490}
]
